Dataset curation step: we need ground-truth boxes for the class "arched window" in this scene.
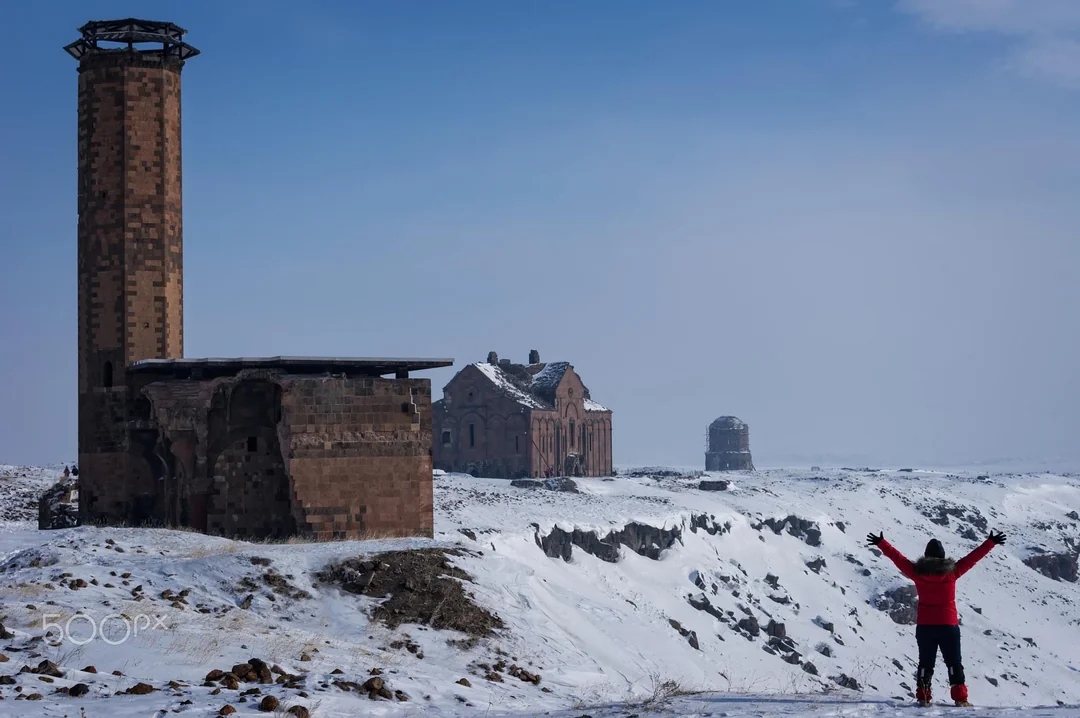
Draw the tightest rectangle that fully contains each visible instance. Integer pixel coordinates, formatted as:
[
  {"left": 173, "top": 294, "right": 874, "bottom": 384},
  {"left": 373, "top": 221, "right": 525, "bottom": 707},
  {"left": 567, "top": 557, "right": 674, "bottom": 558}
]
[{"left": 103, "top": 361, "right": 114, "bottom": 388}]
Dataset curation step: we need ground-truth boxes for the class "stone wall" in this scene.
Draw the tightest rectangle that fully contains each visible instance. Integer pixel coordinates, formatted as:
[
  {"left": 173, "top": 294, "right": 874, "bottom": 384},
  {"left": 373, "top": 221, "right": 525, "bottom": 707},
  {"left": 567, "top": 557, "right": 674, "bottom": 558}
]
[
  {"left": 280, "top": 376, "right": 434, "bottom": 540},
  {"left": 118, "top": 371, "right": 435, "bottom": 540}
]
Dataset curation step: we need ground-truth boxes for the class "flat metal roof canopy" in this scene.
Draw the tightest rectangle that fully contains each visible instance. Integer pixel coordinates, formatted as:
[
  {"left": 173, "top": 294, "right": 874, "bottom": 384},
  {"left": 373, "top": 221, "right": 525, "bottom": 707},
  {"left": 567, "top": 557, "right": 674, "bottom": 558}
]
[
  {"left": 127, "top": 356, "right": 454, "bottom": 379},
  {"left": 64, "top": 19, "right": 200, "bottom": 61}
]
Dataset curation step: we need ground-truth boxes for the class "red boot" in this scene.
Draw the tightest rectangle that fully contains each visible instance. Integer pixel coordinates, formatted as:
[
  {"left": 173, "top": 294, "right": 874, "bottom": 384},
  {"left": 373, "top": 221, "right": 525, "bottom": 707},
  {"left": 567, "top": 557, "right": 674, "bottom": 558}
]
[
  {"left": 915, "top": 685, "right": 932, "bottom": 706},
  {"left": 950, "top": 683, "right": 971, "bottom": 707}
]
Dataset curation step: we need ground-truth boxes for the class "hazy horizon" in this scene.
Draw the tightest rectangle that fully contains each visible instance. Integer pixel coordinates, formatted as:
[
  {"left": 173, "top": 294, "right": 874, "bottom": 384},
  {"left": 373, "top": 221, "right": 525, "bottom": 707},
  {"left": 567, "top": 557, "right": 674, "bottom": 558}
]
[{"left": 2, "top": 1, "right": 1078, "bottom": 469}]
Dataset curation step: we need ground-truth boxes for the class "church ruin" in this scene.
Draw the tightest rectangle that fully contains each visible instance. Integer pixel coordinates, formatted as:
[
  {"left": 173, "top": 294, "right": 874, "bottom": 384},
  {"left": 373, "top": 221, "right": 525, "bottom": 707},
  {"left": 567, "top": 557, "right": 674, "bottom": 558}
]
[
  {"left": 67, "top": 19, "right": 451, "bottom": 539},
  {"left": 705, "top": 416, "right": 754, "bottom": 471}
]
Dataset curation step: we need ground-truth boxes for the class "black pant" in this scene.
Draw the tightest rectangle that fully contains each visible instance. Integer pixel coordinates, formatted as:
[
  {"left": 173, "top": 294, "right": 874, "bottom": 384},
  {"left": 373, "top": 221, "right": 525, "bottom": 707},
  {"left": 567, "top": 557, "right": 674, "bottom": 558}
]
[{"left": 916, "top": 624, "right": 965, "bottom": 685}]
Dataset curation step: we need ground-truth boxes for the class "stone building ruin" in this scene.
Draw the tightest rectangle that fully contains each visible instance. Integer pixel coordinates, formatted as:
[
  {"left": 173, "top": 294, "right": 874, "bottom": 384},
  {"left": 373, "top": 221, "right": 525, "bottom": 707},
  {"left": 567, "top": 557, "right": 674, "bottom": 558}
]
[
  {"left": 432, "top": 351, "right": 613, "bottom": 479},
  {"left": 705, "top": 416, "right": 754, "bottom": 471},
  {"left": 66, "top": 19, "right": 451, "bottom": 539}
]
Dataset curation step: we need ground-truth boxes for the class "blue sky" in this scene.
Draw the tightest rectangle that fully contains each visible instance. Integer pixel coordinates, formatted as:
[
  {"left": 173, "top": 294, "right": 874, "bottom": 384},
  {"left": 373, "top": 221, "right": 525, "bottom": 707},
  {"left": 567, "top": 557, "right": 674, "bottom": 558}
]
[{"left": 2, "top": 1, "right": 1079, "bottom": 468}]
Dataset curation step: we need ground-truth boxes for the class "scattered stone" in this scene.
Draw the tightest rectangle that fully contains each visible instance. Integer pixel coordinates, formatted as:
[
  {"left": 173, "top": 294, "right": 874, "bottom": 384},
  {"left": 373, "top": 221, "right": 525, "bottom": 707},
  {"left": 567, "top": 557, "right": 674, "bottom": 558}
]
[
  {"left": 126, "top": 682, "right": 155, "bottom": 695},
  {"left": 219, "top": 706, "right": 236, "bottom": 716},
  {"left": 737, "top": 616, "right": 760, "bottom": 637},
  {"left": 69, "top": 683, "right": 89, "bottom": 697},
  {"left": 511, "top": 477, "right": 580, "bottom": 493},
  {"left": 82, "top": 665, "right": 97, "bottom": 674},
  {"left": 668, "top": 619, "right": 701, "bottom": 650},
  {"left": 802, "top": 662, "right": 819, "bottom": 675},
  {"left": 833, "top": 674, "right": 861, "bottom": 690},
  {"left": 287, "top": 707, "right": 310, "bottom": 718},
  {"left": 456, "top": 678, "right": 472, "bottom": 687},
  {"left": 698, "top": 480, "right": 729, "bottom": 491},
  {"left": 874, "top": 585, "right": 919, "bottom": 625},
  {"left": 259, "top": 695, "right": 279, "bottom": 711},
  {"left": 805, "top": 557, "right": 826, "bottom": 573},
  {"left": 31, "top": 660, "right": 63, "bottom": 678}
]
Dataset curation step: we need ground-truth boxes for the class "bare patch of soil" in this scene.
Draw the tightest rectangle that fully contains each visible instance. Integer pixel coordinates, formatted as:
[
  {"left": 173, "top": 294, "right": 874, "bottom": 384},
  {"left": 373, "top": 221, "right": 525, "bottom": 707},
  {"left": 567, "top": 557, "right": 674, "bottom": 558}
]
[{"left": 316, "top": 548, "right": 503, "bottom": 638}]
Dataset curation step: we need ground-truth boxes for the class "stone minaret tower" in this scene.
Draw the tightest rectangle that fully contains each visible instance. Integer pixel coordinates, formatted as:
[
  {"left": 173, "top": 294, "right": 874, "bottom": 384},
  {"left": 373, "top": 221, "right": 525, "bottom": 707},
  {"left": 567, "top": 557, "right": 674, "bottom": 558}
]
[{"left": 65, "top": 20, "right": 198, "bottom": 522}]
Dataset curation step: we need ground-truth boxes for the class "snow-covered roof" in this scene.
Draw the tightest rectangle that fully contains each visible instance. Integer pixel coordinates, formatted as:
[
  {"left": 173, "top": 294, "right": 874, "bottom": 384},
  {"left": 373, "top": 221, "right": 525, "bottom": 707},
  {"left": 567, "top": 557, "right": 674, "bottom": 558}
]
[
  {"left": 584, "top": 398, "right": 609, "bottom": 413},
  {"left": 530, "top": 361, "right": 570, "bottom": 401},
  {"left": 473, "top": 362, "right": 549, "bottom": 409},
  {"left": 467, "top": 359, "right": 608, "bottom": 413},
  {"left": 709, "top": 416, "right": 746, "bottom": 430}
]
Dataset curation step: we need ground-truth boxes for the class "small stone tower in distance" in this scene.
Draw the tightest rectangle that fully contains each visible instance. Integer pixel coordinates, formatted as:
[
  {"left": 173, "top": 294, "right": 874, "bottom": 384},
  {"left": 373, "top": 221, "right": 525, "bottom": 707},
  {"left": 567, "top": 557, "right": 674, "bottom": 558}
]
[
  {"left": 705, "top": 416, "right": 754, "bottom": 471},
  {"left": 66, "top": 20, "right": 199, "bottom": 522}
]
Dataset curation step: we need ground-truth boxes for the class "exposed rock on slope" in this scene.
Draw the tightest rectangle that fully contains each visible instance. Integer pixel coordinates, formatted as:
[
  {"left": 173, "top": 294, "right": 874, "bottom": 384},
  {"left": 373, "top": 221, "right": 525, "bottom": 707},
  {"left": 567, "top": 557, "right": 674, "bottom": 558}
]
[
  {"left": 534, "top": 521, "right": 683, "bottom": 562},
  {"left": 1024, "top": 551, "right": 1079, "bottom": 583},
  {"left": 38, "top": 475, "right": 79, "bottom": 530}
]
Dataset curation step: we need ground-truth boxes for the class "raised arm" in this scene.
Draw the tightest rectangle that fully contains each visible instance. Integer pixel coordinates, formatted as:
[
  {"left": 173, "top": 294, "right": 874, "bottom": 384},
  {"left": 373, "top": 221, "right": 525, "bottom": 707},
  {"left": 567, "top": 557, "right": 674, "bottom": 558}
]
[
  {"left": 868, "top": 533, "right": 916, "bottom": 580},
  {"left": 954, "top": 530, "right": 1004, "bottom": 578}
]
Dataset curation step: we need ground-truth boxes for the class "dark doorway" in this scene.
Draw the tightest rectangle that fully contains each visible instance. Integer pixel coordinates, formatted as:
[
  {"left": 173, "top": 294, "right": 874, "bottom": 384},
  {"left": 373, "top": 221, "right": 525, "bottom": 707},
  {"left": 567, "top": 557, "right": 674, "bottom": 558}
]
[{"left": 187, "top": 493, "right": 208, "bottom": 532}]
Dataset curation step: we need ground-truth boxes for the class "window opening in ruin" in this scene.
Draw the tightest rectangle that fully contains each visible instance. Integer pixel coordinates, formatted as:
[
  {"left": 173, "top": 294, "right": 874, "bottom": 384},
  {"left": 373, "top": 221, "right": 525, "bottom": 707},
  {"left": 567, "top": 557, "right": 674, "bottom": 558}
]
[
  {"left": 247, "top": 436, "right": 257, "bottom": 452},
  {"left": 469, "top": 423, "right": 475, "bottom": 448},
  {"left": 515, "top": 435, "right": 520, "bottom": 453},
  {"left": 569, "top": 421, "right": 575, "bottom": 447},
  {"left": 442, "top": 430, "right": 451, "bottom": 446},
  {"left": 103, "top": 361, "right": 113, "bottom": 388}
]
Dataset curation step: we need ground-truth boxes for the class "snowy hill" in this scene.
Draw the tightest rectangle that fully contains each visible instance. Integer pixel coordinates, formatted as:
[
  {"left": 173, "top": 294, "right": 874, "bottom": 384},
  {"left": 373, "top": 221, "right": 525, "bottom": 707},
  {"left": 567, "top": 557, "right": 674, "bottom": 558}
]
[
  {"left": 0, "top": 466, "right": 1078, "bottom": 717},
  {"left": 0, "top": 464, "right": 66, "bottom": 525}
]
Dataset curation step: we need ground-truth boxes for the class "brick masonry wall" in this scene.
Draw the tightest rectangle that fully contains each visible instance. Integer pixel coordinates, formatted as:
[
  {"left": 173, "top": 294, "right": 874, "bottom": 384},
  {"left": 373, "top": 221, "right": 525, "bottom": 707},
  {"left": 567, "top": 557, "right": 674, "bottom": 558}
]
[
  {"left": 279, "top": 376, "right": 434, "bottom": 540},
  {"left": 207, "top": 431, "right": 294, "bottom": 539},
  {"left": 76, "top": 52, "right": 187, "bottom": 526}
]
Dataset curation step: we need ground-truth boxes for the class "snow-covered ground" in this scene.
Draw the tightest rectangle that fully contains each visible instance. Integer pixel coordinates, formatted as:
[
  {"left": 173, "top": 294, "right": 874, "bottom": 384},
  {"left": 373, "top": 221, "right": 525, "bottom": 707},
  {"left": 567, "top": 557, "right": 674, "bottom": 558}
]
[
  {"left": 0, "top": 464, "right": 66, "bottom": 524},
  {"left": 0, "top": 465, "right": 1078, "bottom": 717}
]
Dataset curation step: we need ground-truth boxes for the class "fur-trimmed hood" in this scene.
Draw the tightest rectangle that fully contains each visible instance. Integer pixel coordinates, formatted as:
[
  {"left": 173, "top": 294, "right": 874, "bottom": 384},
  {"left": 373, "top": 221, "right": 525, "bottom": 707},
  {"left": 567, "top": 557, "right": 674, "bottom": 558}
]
[{"left": 914, "top": 556, "right": 956, "bottom": 575}]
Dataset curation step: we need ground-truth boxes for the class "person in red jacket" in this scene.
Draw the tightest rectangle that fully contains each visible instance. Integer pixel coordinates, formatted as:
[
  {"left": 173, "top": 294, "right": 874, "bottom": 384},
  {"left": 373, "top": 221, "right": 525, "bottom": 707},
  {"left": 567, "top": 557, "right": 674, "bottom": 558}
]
[{"left": 867, "top": 529, "right": 1006, "bottom": 707}]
